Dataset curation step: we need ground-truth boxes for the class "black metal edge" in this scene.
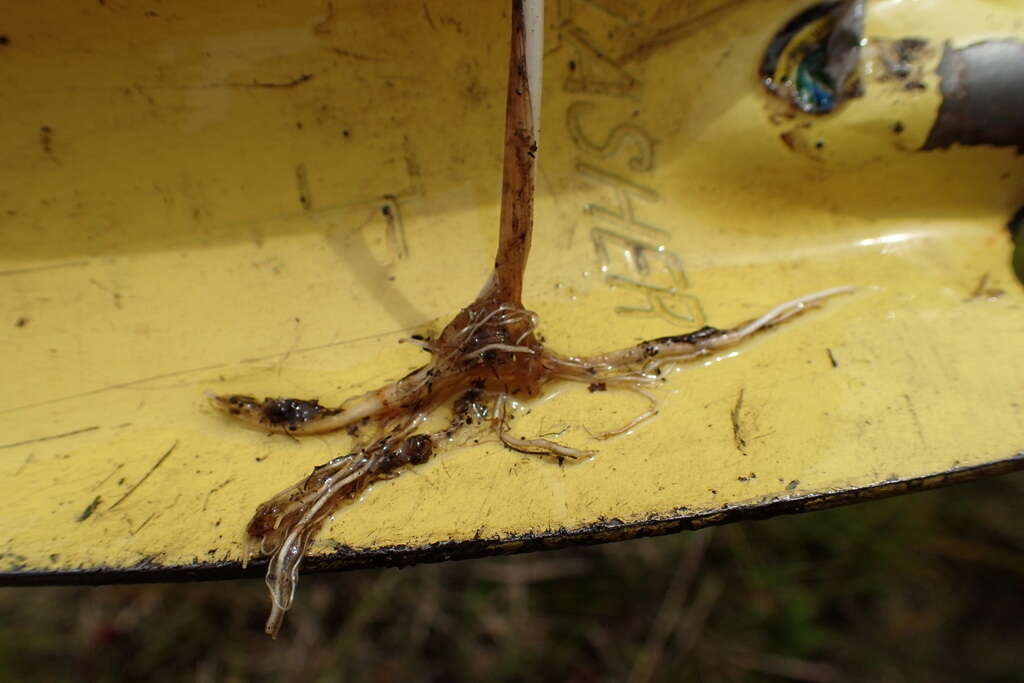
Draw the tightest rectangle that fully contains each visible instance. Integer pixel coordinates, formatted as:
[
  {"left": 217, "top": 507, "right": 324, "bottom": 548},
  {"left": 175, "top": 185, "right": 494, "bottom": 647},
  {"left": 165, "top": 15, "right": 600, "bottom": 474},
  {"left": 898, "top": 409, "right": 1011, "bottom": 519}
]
[{"left": 3, "top": 452, "right": 1022, "bottom": 587}]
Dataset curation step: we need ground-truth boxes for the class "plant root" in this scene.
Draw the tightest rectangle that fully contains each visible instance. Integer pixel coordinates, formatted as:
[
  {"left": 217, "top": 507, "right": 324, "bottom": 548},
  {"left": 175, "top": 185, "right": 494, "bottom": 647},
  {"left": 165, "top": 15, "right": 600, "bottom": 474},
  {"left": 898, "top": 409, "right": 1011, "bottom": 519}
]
[
  {"left": 212, "top": 285, "right": 852, "bottom": 636},
  {"left": 209, "top": 0, "right": 854, "bottom": 637}
]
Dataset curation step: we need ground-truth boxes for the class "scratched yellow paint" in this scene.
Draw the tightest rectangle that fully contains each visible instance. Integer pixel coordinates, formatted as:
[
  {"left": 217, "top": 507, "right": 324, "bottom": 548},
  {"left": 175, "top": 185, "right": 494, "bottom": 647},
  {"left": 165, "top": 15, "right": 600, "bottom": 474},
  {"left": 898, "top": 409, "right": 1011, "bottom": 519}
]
[{"left": 2, "top": 0, "right": 1023, "bottom": 576}]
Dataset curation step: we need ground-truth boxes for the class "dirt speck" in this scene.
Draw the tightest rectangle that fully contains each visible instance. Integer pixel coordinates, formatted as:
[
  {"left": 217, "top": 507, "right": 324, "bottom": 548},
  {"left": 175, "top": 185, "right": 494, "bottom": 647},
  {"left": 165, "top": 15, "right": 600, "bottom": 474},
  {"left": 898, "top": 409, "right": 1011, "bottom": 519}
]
[
  {"left": 77, "top": 496, "right": 102, "bottom": 522},
  {"left": 40, "top": 126, "right": 53, "bottom": 154}
]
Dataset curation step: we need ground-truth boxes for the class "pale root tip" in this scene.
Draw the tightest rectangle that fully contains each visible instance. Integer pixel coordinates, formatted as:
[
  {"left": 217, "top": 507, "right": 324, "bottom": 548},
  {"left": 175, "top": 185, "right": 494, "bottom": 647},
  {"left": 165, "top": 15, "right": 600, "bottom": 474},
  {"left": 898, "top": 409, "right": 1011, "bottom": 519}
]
[
  {"left": 265, "top": 607, "right": 285, "bottom": 639},
  {"left": 795, "top": 285, "right": 858, "bottom": 309},
  {"left": 812, "top": 285, "right": 857, "bottom": 299},
  {"left": 205, "top": 391, "right": 228, "bottom": 411}
]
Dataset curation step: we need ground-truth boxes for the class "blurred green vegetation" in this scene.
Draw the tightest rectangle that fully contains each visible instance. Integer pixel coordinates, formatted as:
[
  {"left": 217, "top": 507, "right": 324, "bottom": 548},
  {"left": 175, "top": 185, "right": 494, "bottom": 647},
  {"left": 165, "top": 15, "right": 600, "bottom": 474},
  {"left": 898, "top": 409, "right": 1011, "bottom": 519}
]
[{"left": 2, "top": 471, "right": 1023, "bottom": 683}]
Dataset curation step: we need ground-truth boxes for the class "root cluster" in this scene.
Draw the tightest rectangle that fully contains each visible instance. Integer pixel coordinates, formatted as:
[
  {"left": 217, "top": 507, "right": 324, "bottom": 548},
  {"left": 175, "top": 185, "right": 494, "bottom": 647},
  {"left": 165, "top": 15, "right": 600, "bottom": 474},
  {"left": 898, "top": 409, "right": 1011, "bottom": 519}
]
[
  {"left": 212, "top": 284, "right": 850, "bottom": 636},
  {"left": 209, "top": 0, "right": 851, "bottom": 636}
]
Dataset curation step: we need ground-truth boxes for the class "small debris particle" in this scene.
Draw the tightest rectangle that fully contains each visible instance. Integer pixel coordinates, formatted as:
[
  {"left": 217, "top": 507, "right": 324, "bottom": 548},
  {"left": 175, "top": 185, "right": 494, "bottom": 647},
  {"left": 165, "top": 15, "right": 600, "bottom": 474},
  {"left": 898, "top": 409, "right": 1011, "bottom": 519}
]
[
  {"left": 587, "top": 382, "right": 607, "bottom": 392},
  {"left": 893, "top": 121, "right": 904, "bottom": 134},
  {"left": 39, "top": 126, "right": 53, "bottom": 154},
  {"left": 966, "top": 272, "right": 1006, "bottom": 302},
  {"left": 730, "top": 389, "right": 747, "bottom": 454},
  {"left": 827, "top": 348, "right": 838, "bottom": 368},
  {"left": 0, "top": 35, "right": 9, "bottom": 46},
  {"left": 15, "top": 316, "right": 28, "bottom": 327},
  {"left": 77, "top": 495, "right": 102, "bottom": 521},
  {"left": 786, "top": 479, "right": 799, "bottom": 490},
  {"left": 294, "top": 163, "right": 312, "bottom": 210},
  {"left": 250, "top": 73, "right": 312, "bottom": 88}
]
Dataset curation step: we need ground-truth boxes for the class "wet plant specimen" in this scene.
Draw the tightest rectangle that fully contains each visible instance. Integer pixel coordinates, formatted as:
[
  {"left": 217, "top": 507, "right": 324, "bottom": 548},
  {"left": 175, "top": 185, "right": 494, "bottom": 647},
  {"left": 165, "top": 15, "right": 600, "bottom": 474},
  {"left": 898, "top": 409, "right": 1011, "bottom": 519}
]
[{"left": 211, "top": 0, "right": 851, "bottom": 637}]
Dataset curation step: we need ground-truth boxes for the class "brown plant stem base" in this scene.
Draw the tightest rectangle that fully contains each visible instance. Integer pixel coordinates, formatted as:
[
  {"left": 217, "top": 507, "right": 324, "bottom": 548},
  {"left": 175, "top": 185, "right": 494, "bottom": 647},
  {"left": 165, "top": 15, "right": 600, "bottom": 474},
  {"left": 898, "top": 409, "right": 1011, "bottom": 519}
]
[{"left": 210, "top": 0, "right": 851, "bottom": 637}]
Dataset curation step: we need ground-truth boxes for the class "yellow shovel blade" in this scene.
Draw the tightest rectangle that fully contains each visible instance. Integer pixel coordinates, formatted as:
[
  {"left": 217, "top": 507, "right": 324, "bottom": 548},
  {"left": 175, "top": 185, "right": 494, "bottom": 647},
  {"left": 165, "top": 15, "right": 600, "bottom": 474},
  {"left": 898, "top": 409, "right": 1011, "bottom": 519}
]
[{"left": 1, "top": 0, "right": 1022, "bottom": 582}]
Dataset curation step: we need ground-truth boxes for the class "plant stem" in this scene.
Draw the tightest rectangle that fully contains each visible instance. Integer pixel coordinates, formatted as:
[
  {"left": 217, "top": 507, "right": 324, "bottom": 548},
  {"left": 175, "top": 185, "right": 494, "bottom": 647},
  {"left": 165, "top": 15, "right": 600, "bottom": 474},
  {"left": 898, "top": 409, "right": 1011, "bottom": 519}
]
[{"left": 489, "top": 0, "right": 544, "bottom": 306}]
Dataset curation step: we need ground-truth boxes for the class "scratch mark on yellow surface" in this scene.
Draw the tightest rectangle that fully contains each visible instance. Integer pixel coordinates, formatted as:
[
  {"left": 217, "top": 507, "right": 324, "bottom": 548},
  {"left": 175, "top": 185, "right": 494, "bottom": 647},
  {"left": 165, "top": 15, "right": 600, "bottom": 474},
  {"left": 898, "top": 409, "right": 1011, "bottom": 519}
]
[
  {"left": 244, "top": 74, "right": 313, "bottom": 89},
  {"left": 381, "top": 196, "right": 409, "bottom": 260},
  {"left": 0, "top": 260, "right": 90, "bottom": 277},
  {"left": 0, "top": 365, "right": 227, "bottom": 416},
  {"left": 202, "top": 478, "right": 234, "bottom": 512},
  {"left": 730, "top": 389, "right": 747, "bottom": 455},
  {"left": 619, "top": 0, "right": 748, "bottom": 64},
  {"left": 14, "top": 453, "right": 34, "bottom": 476},
  {"left": 0, "top": 425, "right": 99, "bottom": 450},
  {"left": 314, "top": 0, "right": 334, "bottom": 35},
  {"left": 13, "top": 454, "right": 33, "bottom": 475},
  {"left": 92, "top": 463, "right": 124, "bottom": 490},
  {"left": 274, "top": 318, "right": 303, "bottom": 374},
  {"left": 1, "top": 327, "right": 418, "bottom": 416},
  {"left": 108, "top": 441, "right": 178, "bottom": 511},
  {"left": 331, "top": 47, "right": 383, "bottom": 62},
  {"left": 903, "top": 393, "right": 927, "bottom": 447},
  {"left": 295, "top": 163, "right": 312, "bottom": 210},
  {"left": 129, "top": 512, "right": 158, "bottom": 536},
  {"left": 421, "top": 0, "right": 436, "bottom": 32},
  {"left": 237, "top": 326, "right": 424, "bottom": 365}
]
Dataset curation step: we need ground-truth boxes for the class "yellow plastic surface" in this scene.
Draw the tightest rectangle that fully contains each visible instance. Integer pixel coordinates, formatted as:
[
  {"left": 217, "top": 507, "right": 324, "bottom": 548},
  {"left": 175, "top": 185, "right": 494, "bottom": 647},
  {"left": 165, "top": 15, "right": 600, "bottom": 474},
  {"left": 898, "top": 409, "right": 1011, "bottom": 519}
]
[{"left": 2, "top": 0, "right": 1023, "bottom": 578}]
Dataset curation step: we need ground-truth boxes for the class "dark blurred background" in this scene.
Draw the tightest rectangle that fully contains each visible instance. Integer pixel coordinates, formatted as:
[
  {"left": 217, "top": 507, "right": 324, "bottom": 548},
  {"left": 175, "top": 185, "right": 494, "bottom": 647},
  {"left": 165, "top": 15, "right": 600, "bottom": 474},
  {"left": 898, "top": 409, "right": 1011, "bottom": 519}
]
[{"left": 3, "top": 471, "right": 1022, "bottom": 683}]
